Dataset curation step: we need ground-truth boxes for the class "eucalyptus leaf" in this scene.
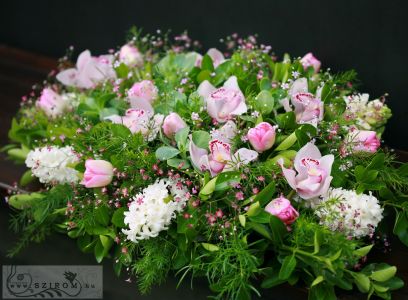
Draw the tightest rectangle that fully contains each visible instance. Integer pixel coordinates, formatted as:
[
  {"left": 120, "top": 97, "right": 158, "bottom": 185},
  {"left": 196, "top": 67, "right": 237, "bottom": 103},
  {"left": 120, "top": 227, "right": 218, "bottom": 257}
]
[{"left": 156, "top": 146, "right": 180, "bottom": 160}]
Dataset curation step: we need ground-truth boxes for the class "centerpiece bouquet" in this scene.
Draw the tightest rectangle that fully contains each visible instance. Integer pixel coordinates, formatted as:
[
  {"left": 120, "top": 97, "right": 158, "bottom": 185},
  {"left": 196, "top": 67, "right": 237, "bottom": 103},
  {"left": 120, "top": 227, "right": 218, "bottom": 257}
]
[{"left": 4, "top": 28, "right": 408, "bottom": 300}]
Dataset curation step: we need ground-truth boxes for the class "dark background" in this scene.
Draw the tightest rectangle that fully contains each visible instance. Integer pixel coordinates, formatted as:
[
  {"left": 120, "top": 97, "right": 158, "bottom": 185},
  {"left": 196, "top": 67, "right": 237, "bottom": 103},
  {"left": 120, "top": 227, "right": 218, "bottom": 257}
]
[{"left": 0, "top": 0, "right": 407, "bottom": 149}]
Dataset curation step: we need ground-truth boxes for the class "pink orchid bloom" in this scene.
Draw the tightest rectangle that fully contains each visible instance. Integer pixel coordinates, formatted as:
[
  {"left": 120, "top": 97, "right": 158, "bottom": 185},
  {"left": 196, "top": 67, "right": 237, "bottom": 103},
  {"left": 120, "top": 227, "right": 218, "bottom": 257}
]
[
  {"left": 189, "top": 138, "right": 258, "bottom": 176},
  {"left": 210, "top": 120, "right": 237, "bottom": 143},
  {"left": 82, "top": 159, "right": 114, "bottom": 188},
  {"left": 36, "top": 88, "right": 68, "bottom": 118},
  {"left": 348, "top": 130, "right": 380, "bottom": 153},
  {"left": 281, "top": 78, "right": 324, "bottom": 127},
  {"left": 127, "top": 80, "right": 158, "bottom": 114},
  {"left": 197, "top": 76, "right": 247, "bottom": 123},
  {"left": 300, "top": 53, "right": 321, "bottom": 73},
  {"left": 280, "top": 142, "right": 334, "bottom": 200},
  {"left": 57, "top": 50, "right": 116, "bottom": 89},
  {"left": 106, "top": 109, "right": 163, "bottom": 141}
]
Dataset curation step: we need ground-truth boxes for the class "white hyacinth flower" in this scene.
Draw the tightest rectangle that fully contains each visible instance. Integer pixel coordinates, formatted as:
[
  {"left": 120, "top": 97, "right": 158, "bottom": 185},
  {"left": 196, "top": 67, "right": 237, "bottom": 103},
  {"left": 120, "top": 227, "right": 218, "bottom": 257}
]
[
  {"left": 315, "top": 188, "right": 383, "bottom": 238},
  {"left": 123, "top": 178, "right": 189, "bottom": 242},
  {"left": 25, "top": 146, "right": 79, "bottom": 184}
]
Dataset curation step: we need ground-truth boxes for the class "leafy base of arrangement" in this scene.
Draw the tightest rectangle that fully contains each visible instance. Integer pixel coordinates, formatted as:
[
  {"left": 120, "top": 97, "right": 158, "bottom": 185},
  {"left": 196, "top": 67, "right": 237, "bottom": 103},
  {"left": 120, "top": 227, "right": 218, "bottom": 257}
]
[{"left": 4, "top": 28, "right": 408, "bottom": 300}]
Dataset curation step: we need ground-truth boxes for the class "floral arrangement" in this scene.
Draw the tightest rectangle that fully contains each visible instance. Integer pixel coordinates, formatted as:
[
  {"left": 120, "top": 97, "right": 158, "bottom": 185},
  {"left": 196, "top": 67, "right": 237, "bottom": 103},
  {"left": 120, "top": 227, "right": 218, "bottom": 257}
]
[{"left": 4, "top": 28, "right": 408, "bottom": 300}]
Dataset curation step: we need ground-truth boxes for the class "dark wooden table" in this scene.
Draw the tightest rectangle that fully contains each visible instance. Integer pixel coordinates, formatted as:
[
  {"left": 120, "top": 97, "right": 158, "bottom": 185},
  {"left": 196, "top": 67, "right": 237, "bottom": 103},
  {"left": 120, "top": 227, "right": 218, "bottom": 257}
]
[{"left": 0, "top": 45, "right": 407, "bottom": 300}]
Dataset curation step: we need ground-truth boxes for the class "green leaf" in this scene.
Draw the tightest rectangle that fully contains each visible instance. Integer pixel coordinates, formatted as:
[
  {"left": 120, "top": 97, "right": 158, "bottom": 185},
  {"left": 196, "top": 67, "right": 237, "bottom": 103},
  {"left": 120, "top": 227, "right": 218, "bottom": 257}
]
[
  {"left": 115, "top": 63, "right": 129, "bottom": 78},
  {"left": 279, "top": 255, "right": 297, "bottom": 280},
  {"left": 352, "top": 273, "right": 371, "bottom": 293},
  {"left": 175, "top": 126, "right": 190, "bottom": 150},
  {"left": 313, "top": 230, "right": 322, "bottom": 254},
  {"left": 247, "top": 222, "right": 272, "bottom": 240},
  {"left": 156, "top": 146, "right": 180, "bottom": 160},
  {"left": 167, "top": 158, "right": 191, "bottom": 170},
  {"left": 110, "top": 124, "right": 131, "bottom": 138},
  {"left": 255, "top": 90, "right": 274, "bottom": 114},
  {"left": 353, "top": 244, "right": 373, "bottom": 258},
  {"left": 111, "top": 207, "right": 126, "bottom": 227},
  {"left": 8, "top": 193, "right": 45, "bottom": 210},
  {"left": 275, "top": 132, "right": 297, "bottom": 151},
  {"left": 366, "top": 153, "right": 385, "bottom": 170},
  {"left": 192, "top": 131, "right": 211, "bottom": 149},
  {"left": 295, "top": 124, "right": 317, "bottom": 147},
  {"left": 276, "top": 112, "right": 296, "bottom": 129},
  {"left": 214, "top": 171, "right": 241, "bottom": 191},
  {"left": 20, "top": 170, "right": 34, "bottom": 186},
  {"left": 7, "top": 146, "right": 30, "bottom": 161},
  {"left": 261, "top": 271, "right": 285, "bottom": 288},
  {"left": 254, "top": 182, "right": 276, "bottom": 206},
  {"left": 201, "top": 54, "right": 214, "bottom": 71},
  {"left": 197, "top": 70, "right": 212, "bottom": 83},
  {"left": 100, "top": 235, "right": 113, "bottom": 251},
  {"left": 94, "top": 205, "right": 110, "bottom": 226},
  {"left": 199, "top": 177, "right": 217, "bottom": 199},
  {"left": 247, "top": 201, "right": 261, "bottom": 217},
  {"left": 269, "top": 215, "right": 287, "bottom": 246},
  {"left": 311, "top": 275, "right": 324, "bottom": 287},
  {"left": 77, "top": 235, "right": 96, "bottom": 253},
  {"left": 372, "top": 283, "right": 389, "bottom": 293},
  {"left": 202, "top": 243, "right": 219, "bottom": 252},
  {"left": 259, "top": 78, "right": 272, "bottom": 90},
  {"left": 267, "top": 150, "right": 297, "bottom": 167},
  {"left": 370, "top": 266, "right": 397, "bottom": 282},
  {"left": 393, "top": 210, "right": 408, "bottom": 247},
  {"left": 354, "top": 165, "right": 366, "bottom": 182},
  {"left": 382, "top": 277, "right": 404, "bottom": 291},
  {"left": 364, "top": 170, "right": 379, "bottom": 183},
  {"left": 113, "top": 261, "right": 123, "bottom": 277},
  {"left": 67, "top": 229, "right": 80, "bottom": 238},
  {"left": 99, "top": 108, "right": 119, "bottom": 120},
  {"left": 94, "top": 239, "right": 107, "bottom": 263},
  {"left": 239, "top": 215, "right": 246, "bottom": 227},
  {"left": 249, "top": 211, "right": 271, "bottom": 223},
  {"left": 309, "top": 283, "right": 336, "bottom": 300}
]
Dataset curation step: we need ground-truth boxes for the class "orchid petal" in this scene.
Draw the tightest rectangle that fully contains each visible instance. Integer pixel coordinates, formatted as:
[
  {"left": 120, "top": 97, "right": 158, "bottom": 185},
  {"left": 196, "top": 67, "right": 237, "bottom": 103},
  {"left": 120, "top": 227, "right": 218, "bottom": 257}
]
[
  {"left": 56, "top": 69, "right": 77, "bottom": 86},
  {"left": 232, "top": 148, "right": 258, "bottom": 164},
  {"left": 189, "top": 138, "right": 209, "bottom": 170},
  {"left": 294, "top": 143, "right": 322, "bottom": 172},
  {"left": 289, "top": 78, "right": 308, "bottom": 96},
  {"left": 197, "top": 80, "right": 216, "bottom": 99},
  {"left": 223, "top": 76, "right": 240, "bottom": 90}
]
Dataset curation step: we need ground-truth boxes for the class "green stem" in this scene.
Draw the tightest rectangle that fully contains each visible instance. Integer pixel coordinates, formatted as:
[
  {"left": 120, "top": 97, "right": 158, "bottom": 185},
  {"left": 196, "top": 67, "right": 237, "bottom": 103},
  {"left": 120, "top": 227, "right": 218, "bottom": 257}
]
[
  {"left": 383, "top": 201, "right": 404, "bottom": 209},
  {"left": 287, "top": 190, "right": 296, "bottom": 200}
]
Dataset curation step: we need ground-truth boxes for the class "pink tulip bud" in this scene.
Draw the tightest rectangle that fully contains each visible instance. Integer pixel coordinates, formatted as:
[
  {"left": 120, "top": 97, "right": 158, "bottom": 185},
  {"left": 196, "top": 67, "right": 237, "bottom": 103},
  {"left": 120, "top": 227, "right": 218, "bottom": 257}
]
[
  {"left": 300, "top": 52, "right": 321, "bottom": 73},
  {"left": 36, "top": 88, "right": 68, "bottom": 118},
  {"left": 348, "top": 130, "right": 380, "bottom": 153},
  {"left": 119, "top": 44, "right": 143, "bottom": 67},
  {"left": 265, "top": 195, "right": 299, "bottom": 225},
  {"left": 162, "top": 112, "right": 187, "bottom": 138},
  {"left": 247, "top": 122, "right": 276, "bottom": 152},
  {"left": 82, "top": 159, "right": 114, "bottom": 188}
]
